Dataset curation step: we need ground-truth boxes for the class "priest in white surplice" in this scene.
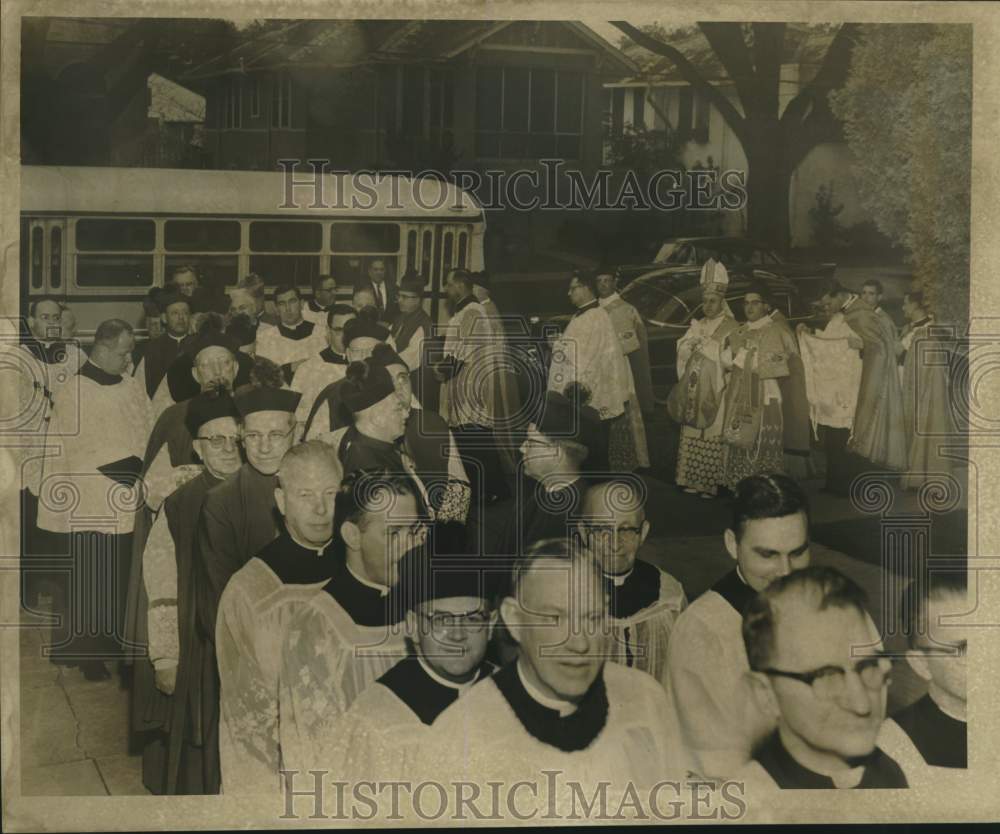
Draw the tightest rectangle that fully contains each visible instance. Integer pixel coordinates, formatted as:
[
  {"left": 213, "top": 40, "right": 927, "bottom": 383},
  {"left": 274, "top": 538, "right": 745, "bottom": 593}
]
[
  {"left": 796, "top": 289, "right": 864, "bottom": 495},
  {"left": 254, "top": 283, "right": 326, "bottom": 385},
  {"left": 228, "top": 471, "right": 428, "bottom": 794},
  {"left": 575, "top": 479, "right": 687, "bottom": 690},
  {"left": 413, "top": 539, "right": 691, "bottom": 817},
  {"left": 38, "top": 318, "right": 153, "bottom": 679},
  {"left": 547, "top": 271, "right": 633, "bottom": 473},
  {"left": 290, "top": 303, "right": 355, "bottom": 426},
  {"left": 318, "top": 525, "right": 498, "bottom": 786}
]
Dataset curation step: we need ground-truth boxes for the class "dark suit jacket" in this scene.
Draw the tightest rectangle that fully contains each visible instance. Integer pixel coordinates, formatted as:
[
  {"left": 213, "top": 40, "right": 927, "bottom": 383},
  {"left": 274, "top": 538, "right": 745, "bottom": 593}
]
[{"left": 354, "top": 276, "right": 398, "bottom": 322}]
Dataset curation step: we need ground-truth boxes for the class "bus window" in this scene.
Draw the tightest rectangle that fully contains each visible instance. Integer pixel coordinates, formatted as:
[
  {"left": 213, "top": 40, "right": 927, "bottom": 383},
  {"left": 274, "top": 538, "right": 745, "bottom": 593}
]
[
  {"left": 330, "top": 223, "right": 400, "bottom": 253},
  {"left": 31, "top": 226, "right": 43, "bottom": 289},
  {"left": 76, "top": 218, "right": 155, "bottom": 251},
  {"left": 331, "top": 255, "right": 396, "bottom": 288},
  {"left": 165, "top": 255, "right": 239, "bottom": 293},
  {"left": 249, "top": 221, "right": 322, "bottom": 287},
  {"left": 421, "top": 230, "right": 432, "bottom": 279},
  {"left": 50, "top": 226, "right": 62, "bottom": 289},
  {"left": 165, "top": 219, "right": 241, "bottom": 251},
  {"left": 406, "top": 230, "right": 417, "bottom": 272},
  {"left": 443, "top": 232, "right": 454, "bottom": 271},
  {"left": 77, "top": 254, "right": 154, "bottom": 287},
  {"left": 249, "top": 221, "right": 322, "bottom": 252}
]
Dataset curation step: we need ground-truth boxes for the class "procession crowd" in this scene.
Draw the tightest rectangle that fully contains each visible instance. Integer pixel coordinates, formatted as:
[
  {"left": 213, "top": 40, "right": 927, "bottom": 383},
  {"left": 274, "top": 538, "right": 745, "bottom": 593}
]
[{"left": 14, "top": 256, "right": 967, "bottom": 812}]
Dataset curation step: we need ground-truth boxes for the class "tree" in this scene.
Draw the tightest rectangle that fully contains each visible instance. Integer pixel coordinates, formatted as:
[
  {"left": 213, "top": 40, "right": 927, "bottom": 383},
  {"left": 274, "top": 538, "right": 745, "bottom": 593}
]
[
  {"left": 611, "top": 21, "right": 859, "bottom": 250},
  {"left": 829, "top": 25, "right": 971, "bottom": 324}
]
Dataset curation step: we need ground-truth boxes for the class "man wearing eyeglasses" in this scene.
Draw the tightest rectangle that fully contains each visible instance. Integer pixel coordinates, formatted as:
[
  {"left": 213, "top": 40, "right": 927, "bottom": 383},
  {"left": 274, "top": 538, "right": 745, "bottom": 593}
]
[
  {"left": 291, "top": 303, "right": 356, "bottom": 425},
  {"left": 415, "top": 538, "right": 688, "bottom": 816},
  {"left": 739, "top": 565, "right": 906, "bottom": 789},
  {"left": 665, "top": 473, "right": 811, "bottom": 779},
  {"left": 273, "top": 471, "right": 428, "bottom": 790},
  {"left": 328, "top": 524, "right": 498, "bottom": 785},
  {"left": 196, "top": 386, "right": 301, "bottom": 655},
  {"left": 217, "top": 441, "right": 346, "bottom": 795},
  {"left": 132, "top": 390, "right": 242, "bottom": 795},
  {"left": 576, "top": 479, "right": 687, "bottom": 690},
  {"left": 878, "top": 571, "right": 968, "bottom": 778}
]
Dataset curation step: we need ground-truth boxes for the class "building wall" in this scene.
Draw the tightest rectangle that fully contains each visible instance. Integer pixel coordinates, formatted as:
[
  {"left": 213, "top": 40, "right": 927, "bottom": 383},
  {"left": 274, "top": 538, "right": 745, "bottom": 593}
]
[{"left": 788, "top": 141, "right": 867, "bottom": 248}]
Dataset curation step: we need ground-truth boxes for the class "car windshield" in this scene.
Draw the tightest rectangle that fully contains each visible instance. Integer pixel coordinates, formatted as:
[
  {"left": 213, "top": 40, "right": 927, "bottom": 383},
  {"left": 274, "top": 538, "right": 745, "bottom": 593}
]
[
  {"left": 654, "top": 242, "right": 695, "bottom": 264},
  {"left": 622, "top": 279, "right": 688, "bottom": 324}
]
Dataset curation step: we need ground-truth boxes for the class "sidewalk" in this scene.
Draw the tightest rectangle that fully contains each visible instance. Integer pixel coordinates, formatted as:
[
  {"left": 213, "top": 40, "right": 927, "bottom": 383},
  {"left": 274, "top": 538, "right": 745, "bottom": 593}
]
[{"left": 19, "top": 607, "right": 148, "bottom": 796}]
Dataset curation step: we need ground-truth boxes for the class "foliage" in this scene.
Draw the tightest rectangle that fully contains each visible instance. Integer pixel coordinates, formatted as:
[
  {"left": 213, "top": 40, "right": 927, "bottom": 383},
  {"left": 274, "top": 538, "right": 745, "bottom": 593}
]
[
  {"left": 603, "top": 121, "right": 685, "bottom": 181},
  {"left": 808, "top": 182, "right": 847, "bottom": 251},
  {"left": 829, "top": 24, "right": 972, "bottom": 323}
]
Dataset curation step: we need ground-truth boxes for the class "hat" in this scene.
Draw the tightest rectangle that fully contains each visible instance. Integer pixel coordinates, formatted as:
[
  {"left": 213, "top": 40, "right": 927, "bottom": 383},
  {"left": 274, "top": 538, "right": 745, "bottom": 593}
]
[
  {"left": 343, "top": 315, "right": 389, "bottom": 347},
  {"left": 535, "top": 384, "right": 600, "bottom": 447},
  {"left": 342, "top": 359, "right": 396, "bottom": 414},
  {"left": 225, "top": 313, "right": 257, "bottom": 348},
  {"left": 188, "top": 328, "right": 238, "bottom": 362},
  {"left": 396, "top": 522, "right": 499, "bottom": 611},
  {"left": 158, "top": 292, "right": 191, "bottom": 314},
  {"left": 370, "top": 342, "right": 407, "bottom": 372},
  {"left": 233, "top": 385, "right": 301, "bottom": 417},
  {"left": 398, "top": 273, "right": 426, "bottom": 295},
  {"left": 189, "top": 285, "right": 230, "bottom": 316},
  {"left": 471, "top": 270, "right": 491, "bottom": 290},
  {"left": 699, "top": 258, "right": 729, "bottom": 294},
  {"left": 184, "top": 390, "right": 240, "bottom": 437}
]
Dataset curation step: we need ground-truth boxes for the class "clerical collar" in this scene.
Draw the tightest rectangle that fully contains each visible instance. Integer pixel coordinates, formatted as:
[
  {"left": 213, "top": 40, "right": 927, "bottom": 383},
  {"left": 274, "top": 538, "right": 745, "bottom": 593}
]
[
  {"left": 324, "top": 558, "right": 402, "bottom": 628},
  {"left": 167, "top": 332, "right": 186, "bottom": 344},
  {"left": 346, "top": 561, "right": 391, "bottom": 597},
  {"left": 598, "top": 293, "right": 620, "bottom": 307},
  {"left": 912, "top": 316, "right": 933, "bottom": 330},
  {"left": 754, "top": 730, "right": 905, "bottom": 789},
  {"left": 254, "top": 529, "right": 341, "bottom": 586},
  {"left": 540, "top": 474, "right": 582, "bottom": 495},
  {"left": 746, "top": 314, "right": 772, "bottom": 331},
  {"left": 23, "top": 337, "right": 68, "bottom": 365},
  {"left": 79, "top": 360, "right": 122, "bottom": 386},
  {"left": 319, "top": 347, "right": 347, "bottom": 365},
  {"left": 712, "top": 568, "right": 758, "bottom": 616},
  {"left": 418, "top": 654, "right": 482, "bottom": 692},
  {"left": 278, "top": 320, "right": 313, "bottom": 340},
  {"left": 492, "top": 661, "right": 609, "bottom": 752},
  {"left": 307, "top": 298, "right": 327, "bottom": 313},
  {"left": 288, "top": 531, "right": 333, "bottom": 555},
  {"left": 929, "top": 691, "right": 967, "bottom": 723},
  {"left": 606, "top": 568, "right": 633, "bottom": 588},
  {"left": 453, "top": 295, "right": 477, "bottom": 315},
  {"left": 517, "top": 661, "right": 577, "bottom": 717},
  {"left": 573, "top": 300, "right": 599, "bottom": 318},
  {"left": 379, "top": 655, "right": 494, "bottom": 726},
  {"left": 606, "top": 559, "right": 660, "bottom": 619}
]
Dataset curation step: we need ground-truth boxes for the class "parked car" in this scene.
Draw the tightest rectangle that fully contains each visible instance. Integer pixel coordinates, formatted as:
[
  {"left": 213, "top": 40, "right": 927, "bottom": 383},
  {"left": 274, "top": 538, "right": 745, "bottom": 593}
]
[
  {"left": 614, "top": 236, "right": 837, "bottom": 299},
  {"left": 529, "top": 270, "right": 824, "bottom": 406}
]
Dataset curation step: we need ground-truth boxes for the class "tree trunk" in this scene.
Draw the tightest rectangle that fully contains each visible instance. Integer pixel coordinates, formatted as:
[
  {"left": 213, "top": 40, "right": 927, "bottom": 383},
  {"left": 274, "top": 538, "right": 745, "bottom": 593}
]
[{"left": 742, "top": 123, "right": 793, "bottom": 251}]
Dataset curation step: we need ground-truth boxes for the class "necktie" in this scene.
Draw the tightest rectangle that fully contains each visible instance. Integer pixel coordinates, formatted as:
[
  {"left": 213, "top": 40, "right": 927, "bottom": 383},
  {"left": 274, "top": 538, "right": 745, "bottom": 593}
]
[{"left": 374, "top": 283, "right": 384, "bottom": 310}]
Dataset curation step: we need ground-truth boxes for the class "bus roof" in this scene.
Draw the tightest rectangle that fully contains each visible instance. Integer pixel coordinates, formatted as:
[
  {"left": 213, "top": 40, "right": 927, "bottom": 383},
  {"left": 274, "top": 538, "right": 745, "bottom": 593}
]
[{"left": 20, "top": 165, "right": 484, "bottom": 221}]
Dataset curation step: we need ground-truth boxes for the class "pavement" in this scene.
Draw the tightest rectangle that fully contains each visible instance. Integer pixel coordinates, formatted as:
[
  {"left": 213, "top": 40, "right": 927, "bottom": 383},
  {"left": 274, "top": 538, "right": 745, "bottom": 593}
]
[{"left": 17, "top": 466, "right": 962, "bottom": 796}]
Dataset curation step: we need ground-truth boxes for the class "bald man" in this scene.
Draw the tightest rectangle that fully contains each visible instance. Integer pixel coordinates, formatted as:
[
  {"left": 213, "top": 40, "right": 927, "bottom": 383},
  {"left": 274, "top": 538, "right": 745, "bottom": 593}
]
[
  {"left": 575, "top": 479, "right": 687, "bottom": 690},
  {"left": 216, "top": 441, "right": 345, "bottom": 795}
]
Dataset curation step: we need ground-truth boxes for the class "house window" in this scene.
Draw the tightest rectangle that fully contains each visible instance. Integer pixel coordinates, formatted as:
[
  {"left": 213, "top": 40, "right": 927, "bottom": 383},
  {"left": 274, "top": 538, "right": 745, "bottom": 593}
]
[
  {"left": 249, "top": 78, "right": 260, "bottom": 118},
  {"left": 633, "top": 89, "right": 646, "bottom": 131},
  {"left": 475, "top": 67, "right": 584, "bottom": 159},
  {"left": 272, "top": 73, "right": 293, "bottom": 129},
  {"left": 678, "top": 85, "right": 710, "bottom": 144},
  {"left": 608, "top": 88, "right": 625, "bottom": 140},
  {"left": 222, "top": 77, "right": 243, "bottom": 129}
]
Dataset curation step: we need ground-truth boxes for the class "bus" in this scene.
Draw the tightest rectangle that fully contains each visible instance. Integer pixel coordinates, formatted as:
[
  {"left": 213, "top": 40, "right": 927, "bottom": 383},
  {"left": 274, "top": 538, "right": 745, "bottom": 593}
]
[{"left": 20, "top": 165, "right": 486, "bottom": 340}]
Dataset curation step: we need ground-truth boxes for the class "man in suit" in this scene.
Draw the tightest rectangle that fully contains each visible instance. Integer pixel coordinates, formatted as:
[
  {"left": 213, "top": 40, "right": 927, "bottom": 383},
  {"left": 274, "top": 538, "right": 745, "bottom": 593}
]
[
  {"left": 355, "top": 257, "right": 397, "bottom": 322},
  {"left": 133, "top": 292, "right": 193, "bottom": 398}
]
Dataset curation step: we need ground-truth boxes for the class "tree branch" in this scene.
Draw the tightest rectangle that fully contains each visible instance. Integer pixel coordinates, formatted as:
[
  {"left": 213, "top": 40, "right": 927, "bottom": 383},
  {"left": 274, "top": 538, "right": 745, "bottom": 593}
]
[
  {"left": 610, "top": 21, "right": 748, "bottom": 144},
  {"left": 786, "top": 105, "right": 844, "bottom": 170},
  {"left": 698, "top": 23, "right": 758, "bottom": 117},
  {"left": 751, "top": 23, "right": 785, "bottom": 118},
  {"left": 781, "top": 22, "right": 860, "bottom": 128}
]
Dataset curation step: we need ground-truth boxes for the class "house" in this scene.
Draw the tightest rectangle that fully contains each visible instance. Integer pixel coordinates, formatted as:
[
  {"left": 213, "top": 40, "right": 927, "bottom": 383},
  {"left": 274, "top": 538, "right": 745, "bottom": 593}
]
[
  {"left": 605, "top": 25, "right": 869, "bottom": 248},
  {"left": 110, "top": 73, "right": 206, "bottom": 168},
  {"left": 184, "top": 20, "right": 637, "bottom": 259}
]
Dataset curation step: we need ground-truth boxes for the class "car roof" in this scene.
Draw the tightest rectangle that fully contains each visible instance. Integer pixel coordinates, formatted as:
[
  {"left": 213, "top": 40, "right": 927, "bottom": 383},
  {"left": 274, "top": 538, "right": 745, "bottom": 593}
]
[{"left": 664, "top": 236, "right": 772, "bottom": 249}]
